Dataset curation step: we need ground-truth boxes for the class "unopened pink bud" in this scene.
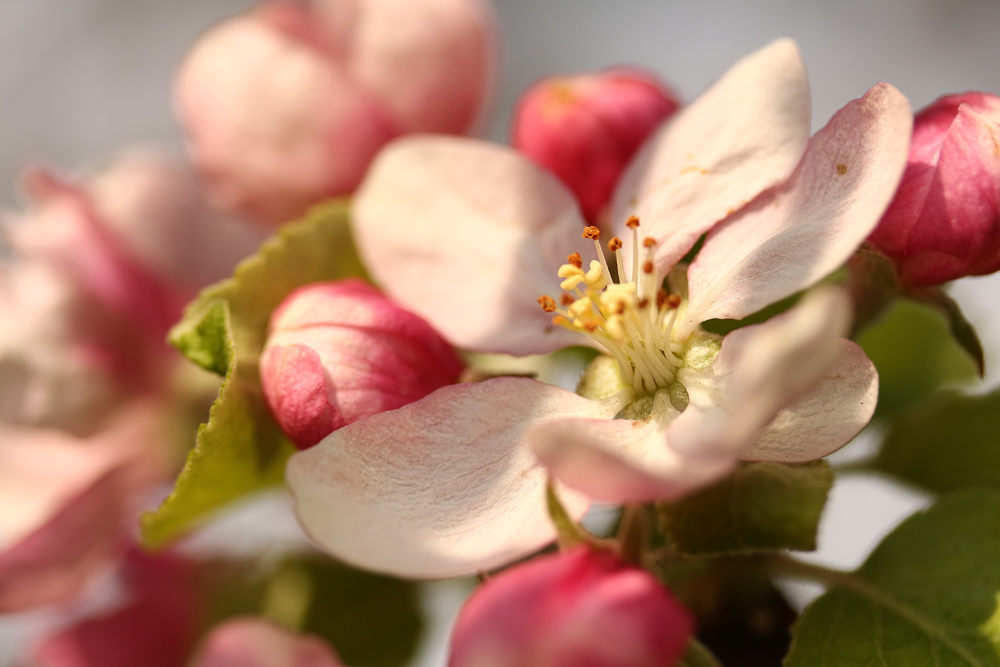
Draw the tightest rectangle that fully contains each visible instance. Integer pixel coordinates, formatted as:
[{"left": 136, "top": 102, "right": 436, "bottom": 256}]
[
  {"left": 868, "top": 92, "right": 1000, "bottom": 285},
  {"left": 513, "top": 69, "right": 679, "bottom": 225},
  {"left": 261, "top": 279, "right": 465, "bottom": 449},
  {"left": 449, "top": 547, "right": 694, "bottom": 667},
  {"left": 175, "top": 0, "right": 494, "bottom": 225},
  {"left": 191, "top": 618, "right": 343, "bottom": 667}
]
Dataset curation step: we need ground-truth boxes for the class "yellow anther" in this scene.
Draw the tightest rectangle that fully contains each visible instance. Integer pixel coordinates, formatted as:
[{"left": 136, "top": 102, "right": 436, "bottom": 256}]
[
  {"left": 605, "top": 314, "right": 626, "bottom": 341},
  {"left": 600, "top": 283, "right": 636, "bottom": 316},
  {"left": 568, "top": 297, "right": 596, "bottom": 321},
  {"left": 584, "top": 260, "right": 607, "bottom": 290},
  {"left": 558, "top": 263, "right": 586, "bottom": 291}
]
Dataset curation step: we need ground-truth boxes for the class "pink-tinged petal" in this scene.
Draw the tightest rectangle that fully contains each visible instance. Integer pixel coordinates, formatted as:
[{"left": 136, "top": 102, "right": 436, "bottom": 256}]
[
  {"left": 33, "top": 549, "right": 201, "bottom": 667},
  {"left": 262, "top": 279, "right": 465, "bottom": 449},
  {"left": 683, "top": 83, "right": 912, "bottom": 334},
  {"left": 286, "top": 377, "right": 626, "bottom": 578},
  {"left": 191, "top": 618, "right": 344, "bottom": 667},
  {"left": 0, "top": 403, "right": 176, "bottom": 611},
  {"left": 530, "top": 392, "right": 735, "bottom": 503},
  {"left": 340, "top": 0, "right": 495, "bottom": 135},
  {"left": 0, "top": 470, "right": 125, "bottom": 612},
  {"left": 670, "top": 288, "right": 852, "bottom": 460},
  {"left": 449, "top": 547, "right": 693, "bottom": 667},
  {"left": 175, "top": 2, "right": 399, "bottom": 224},
  {"left": 869, "top": 93, "right": 1000, "bottom": 285},
  {"left": 352, "top": 137, "right": 592, "bottom": 355},
  {"left": 86, "top": 150, "right": 267, "bottom": 294},
  {"left": 610, "top": 38, "right": 810, "bottom": 275},
  {"left": 513, "top": 68, "right": 680, "bottom": 225},
  {"left": 740, "top": 339, "right": 878, "bottom": 462}
]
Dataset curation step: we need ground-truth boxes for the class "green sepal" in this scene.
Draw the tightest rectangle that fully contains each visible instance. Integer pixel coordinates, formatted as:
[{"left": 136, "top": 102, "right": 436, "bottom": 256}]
[
  {"left": 142, "top": 201, "right": 367, "bottom": 547},
  {"left": 658, "top": 461, "right": 833, "bottom": 556},
  {"left": 786, "top": 490, "right": 1000, "bottom": 666}
]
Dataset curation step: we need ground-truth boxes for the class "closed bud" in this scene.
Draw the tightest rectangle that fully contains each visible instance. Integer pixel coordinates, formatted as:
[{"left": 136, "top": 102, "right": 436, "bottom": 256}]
[
  {"left": 448, "top": 547, "right": 694, "bottom": 667},
  {"left": 175, "top": 0, "right": 495, "bottom": 224},
  {"left": 869, "top": 92, "right": 1000, "bottom": 285},
  {"left": 513, "top": 69, "right": 679, "bottom": 225},
  {"left": 261, "top": 279, "right": 465, "bottom": 449}
]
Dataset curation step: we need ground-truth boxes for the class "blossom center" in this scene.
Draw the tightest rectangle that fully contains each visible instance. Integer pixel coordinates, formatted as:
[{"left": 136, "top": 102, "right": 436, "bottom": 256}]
[{"left": 538, "top": 218, "right": 684, "bottom": 395}]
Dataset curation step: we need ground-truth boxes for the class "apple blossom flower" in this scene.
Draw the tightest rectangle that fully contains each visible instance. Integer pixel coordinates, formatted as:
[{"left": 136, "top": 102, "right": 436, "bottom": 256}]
[
  {"left": 0, "top": 152, "right": 263, "bottom": 434},
  {"left": 33, "top": 548, "right": 201, "bottom": 667},
  {"left": 513, "top": 68, "right": 679, "bottom": 226},
  {"left": 175, "top": 0, "right": 495, "bottom": 224},
  {"left": 449, "top": 546, "right": 693, "bottom": 667},
  {"left": 868, "top": 92, "right": 1000, "bottom": 285},
  {"left": 0, "top": 403, "right": 174, "bottom": 612},
  {"left": 261, "top": 279, "right": 465, "bottom": 449},
  {"left": 191, "top": 618, "right": 344, "bottom": 667},
  {"left": 287, "top": 38, "right": 911, "bottom": 578}
]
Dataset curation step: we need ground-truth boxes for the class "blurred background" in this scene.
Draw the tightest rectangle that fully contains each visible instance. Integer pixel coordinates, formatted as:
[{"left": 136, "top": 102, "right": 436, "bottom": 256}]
[{"left": 3, "top": 0, "right": 1000, "bottom": 664}]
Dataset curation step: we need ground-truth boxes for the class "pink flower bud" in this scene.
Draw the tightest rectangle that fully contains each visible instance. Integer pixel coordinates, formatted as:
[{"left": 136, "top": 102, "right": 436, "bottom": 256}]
[
  {"left": 448, "top": 547, "right": 694, "bottom": 667},
  {"left": 175, "top": 0, "right": 495, "bottom": 224},
  {"left": 191, "top": 618, "right": 344, "bottom": 667},
  {"left": 261, "top": 279, "right": 465, "bottom": 449},
  {"left": 513, "top": 69, "right": 679, "bottom": 225},
  {"left": 868, "top": 92, "right": 1000, "bottom": 285}
]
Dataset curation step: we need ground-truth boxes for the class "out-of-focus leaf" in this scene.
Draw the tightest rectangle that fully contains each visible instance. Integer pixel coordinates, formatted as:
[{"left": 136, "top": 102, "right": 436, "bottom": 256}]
[
  {"left": 658, "top": 462, "right": 832, "bottom": 556},
  {"left": 857, "top": 299, "right": 976, "bottom": 417},
  {"left": 677, "top": 639, "right": 723, "bottom": 667},
  {"left": 786, "top": 490, "right": 1000, "bottom": 666},
  {"left": 201, "top": 556, "right": 423, "bottom": 667},
  {"left": 875, "top": 389, "right": 1000, "bottom": 493},
  {"left": 142, "top": 201, "right": 367, "bottom": 547}
]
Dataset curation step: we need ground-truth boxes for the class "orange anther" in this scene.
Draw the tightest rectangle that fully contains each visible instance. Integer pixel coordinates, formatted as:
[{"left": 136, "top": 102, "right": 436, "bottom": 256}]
[
  {"left": 560, "top": 293, "right": 575, "bottom": 306},
  {"left": 608, "top": 237, "right": 623, "bottom": 252},
  {"left": 583, "top": 320, "right": 601, "bottom": 332},
  {"left": 666, "top": 294, "right": 682, "bottom": 309},
  {"left": 582, "top": 226, "right": 601, "bottom": 240},
  {"left": 567, "top": 252, "right": 583, "bottom": 268},
  {"left": 656, "top": 290, "right": 668, "bottom": 309},
  {"left": 638, "top": 298, "right": 649, "bottom": 309},
  {"left": 642, "top": 260, "right": 654, "bottom": 274},
  {"left": 643, "top": 237, "right": 656, "bottom": 248},
  {"left": 538, "top": 295, "right": 556, "bottom": 312},
  {"left": 625, "top": 215, "right": 640, "bottom": 229}
]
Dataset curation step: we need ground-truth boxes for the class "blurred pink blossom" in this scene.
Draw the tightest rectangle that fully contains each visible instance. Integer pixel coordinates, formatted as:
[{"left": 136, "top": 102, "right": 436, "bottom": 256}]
[
  {"left": 261, "top": 279, "right": 464, "bottom": 449},
  {"left": 175, "top": 0, "right": 495, "bottom": 224},
  {"left": 448, "top": 547, "right": 693, "bottom": 667},
  {"left": 513, "top": 69, "right": 679, "bottom": 226},
  {"left": 868, "top": 92, "right": 1000, "bottom": 285},
  {"left": 191, "top": 618, "right": 344, "bottom": 667}
]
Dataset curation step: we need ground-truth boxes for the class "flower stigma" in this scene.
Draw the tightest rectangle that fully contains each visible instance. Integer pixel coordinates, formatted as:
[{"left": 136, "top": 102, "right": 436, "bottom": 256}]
[{"left": 539, "top": 218, "right": 686, "bottom": 396}]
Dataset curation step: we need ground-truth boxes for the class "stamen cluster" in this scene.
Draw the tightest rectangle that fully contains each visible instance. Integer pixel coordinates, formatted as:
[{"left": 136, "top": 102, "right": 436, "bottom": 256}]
[{"left": 538, "top": 218, "right": 683, "bottom": 395}]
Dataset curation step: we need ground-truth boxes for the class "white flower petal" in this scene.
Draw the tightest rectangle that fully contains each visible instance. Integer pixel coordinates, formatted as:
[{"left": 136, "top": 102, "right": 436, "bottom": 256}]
[
  {"left": 740, "top": 339, "right": 878, "bottom": 462},
  {"left": 669, "top": 287, "right": 852, "bottom": 460},
  {"left": 683, "top": 83, "right": 912, "bottom": 333},
  {"left": 530, "top": 392, "right": 735, "bottom": 503},
  {"left": 611, "top": 38, "right": 810, "bottom": 275},
  {"left": 286, "top": 377, "right": 624, "bottom": 578},
  {"left": 352, "top": 136, "right": 591, "bottom": 355}
]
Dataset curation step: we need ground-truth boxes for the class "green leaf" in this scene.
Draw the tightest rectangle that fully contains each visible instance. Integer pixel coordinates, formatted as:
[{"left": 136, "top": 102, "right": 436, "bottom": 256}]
[
  {"left": 202, "top": 556, "right": 423, "bottom": 667},
  {"left": 785, "top": 490, "right": 1000, "bottom": 666},
  {"left": 858, "top": 298, "right": 977, "bottom": 417},
  {"left": 658, "top": 461, "right": 833, "bottom": 556},
  {"left": 875, "top": 389, "right": 1000, "bottom": 494},
  {"left": 142, "top": 201, "right": 367, "bottom": 547}
]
